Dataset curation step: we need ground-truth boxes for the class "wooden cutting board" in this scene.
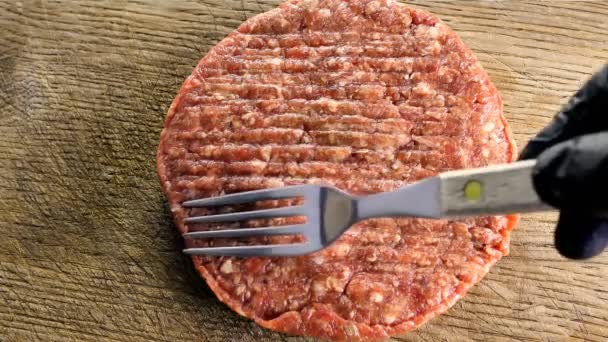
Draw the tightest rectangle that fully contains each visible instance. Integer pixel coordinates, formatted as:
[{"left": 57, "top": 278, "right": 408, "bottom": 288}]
[{"left": 1, "top": 1, "right": 606, "bottom": 340}]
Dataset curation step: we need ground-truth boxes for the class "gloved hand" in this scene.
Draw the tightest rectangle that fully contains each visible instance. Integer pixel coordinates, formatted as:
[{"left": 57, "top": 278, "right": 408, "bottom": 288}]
[{"left": 520, "top": 64, "right": 608, "bottom": 259}]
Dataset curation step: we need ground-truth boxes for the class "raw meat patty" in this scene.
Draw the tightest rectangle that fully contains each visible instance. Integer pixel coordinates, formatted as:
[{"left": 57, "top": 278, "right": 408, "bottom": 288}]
[{"left": 157, "top": 0, "right": 518, "bottom": 340}]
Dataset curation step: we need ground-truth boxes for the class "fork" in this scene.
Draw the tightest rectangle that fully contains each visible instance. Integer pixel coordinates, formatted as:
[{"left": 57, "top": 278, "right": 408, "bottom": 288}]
[{"left": 182, "top": 159, "right": 551, "bottom": 257}]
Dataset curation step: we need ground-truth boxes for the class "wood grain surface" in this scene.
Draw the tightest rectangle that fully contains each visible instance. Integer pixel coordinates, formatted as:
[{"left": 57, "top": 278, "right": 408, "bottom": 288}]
[{"left": 1, "top": 0, "right": 607, "bottom": 341}]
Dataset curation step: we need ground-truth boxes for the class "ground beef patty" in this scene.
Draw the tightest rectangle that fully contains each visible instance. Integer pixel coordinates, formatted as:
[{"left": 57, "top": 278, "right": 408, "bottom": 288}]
[{"left": 157, "top": 0, "right": 518, "bottom": 339}]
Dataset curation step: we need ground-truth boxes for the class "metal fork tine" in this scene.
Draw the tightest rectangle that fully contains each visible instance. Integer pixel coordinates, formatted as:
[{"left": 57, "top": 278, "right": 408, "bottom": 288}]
[
  {"left": 183, "top": 185, "right": 307, "bottom": 208},
  {"left": 183, "top": 243, "right": 318, "bottom": 257},
  {"left": 184, "top": 224, "right": 306, "bottom": 239},
  {"left": 184, "top": 205, "right": 305, "bottom": 224}
]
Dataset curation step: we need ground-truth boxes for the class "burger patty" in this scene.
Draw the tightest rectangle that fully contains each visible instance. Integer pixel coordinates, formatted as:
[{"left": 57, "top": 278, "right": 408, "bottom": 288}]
[{"left": 157, "top": 0, "right": 518, "bottom": 339}]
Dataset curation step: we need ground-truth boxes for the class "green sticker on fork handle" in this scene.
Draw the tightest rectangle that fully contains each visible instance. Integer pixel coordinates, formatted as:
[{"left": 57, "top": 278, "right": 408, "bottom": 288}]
[{"left": 464, "top": 180, "right": 483, "bottom": 202}]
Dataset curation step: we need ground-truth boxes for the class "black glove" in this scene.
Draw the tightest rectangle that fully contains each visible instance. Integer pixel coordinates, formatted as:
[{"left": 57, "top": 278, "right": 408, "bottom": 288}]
[{"left": 520, "top": 64, "right": 608, "bottom": 259}]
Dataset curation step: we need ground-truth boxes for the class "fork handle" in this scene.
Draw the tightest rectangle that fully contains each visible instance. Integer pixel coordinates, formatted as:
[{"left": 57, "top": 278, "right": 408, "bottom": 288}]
[{"left": 440, "top": 159, "right": 553, "bottom": 217}]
